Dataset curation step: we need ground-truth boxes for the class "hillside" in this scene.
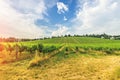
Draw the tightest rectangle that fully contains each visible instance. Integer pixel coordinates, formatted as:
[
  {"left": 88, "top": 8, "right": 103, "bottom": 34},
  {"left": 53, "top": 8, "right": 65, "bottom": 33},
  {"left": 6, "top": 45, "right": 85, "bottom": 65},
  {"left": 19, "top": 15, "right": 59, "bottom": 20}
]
[{"left": 19, "top": 37, "right": 120, "bottom": 48}]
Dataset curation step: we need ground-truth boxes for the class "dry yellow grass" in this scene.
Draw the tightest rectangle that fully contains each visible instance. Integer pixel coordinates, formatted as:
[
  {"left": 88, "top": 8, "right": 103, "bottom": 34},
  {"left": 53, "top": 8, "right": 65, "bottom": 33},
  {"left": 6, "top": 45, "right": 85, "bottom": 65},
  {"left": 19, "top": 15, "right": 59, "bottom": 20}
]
[{"left": 0, "top": 54, "right": 120, "bottom": 80}]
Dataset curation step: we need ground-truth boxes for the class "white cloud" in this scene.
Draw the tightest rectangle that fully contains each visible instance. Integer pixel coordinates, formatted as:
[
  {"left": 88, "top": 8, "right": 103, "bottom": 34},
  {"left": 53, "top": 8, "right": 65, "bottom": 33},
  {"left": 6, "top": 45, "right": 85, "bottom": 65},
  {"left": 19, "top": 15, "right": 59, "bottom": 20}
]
[
  {"left": 0, "top": 0, "right": 47, "bottom": 38},
  {"left": 72, "top": 0, "right": 120, "bottom": 35},
  {"left": 64, "top": 16, "right": 67, "bottom": 21},
  {"left": 45, "top": 0, "right": 58, "bottom": 8},
  {"left": 51, "top": 24, "right": 69, "bottom": 36},
  {"left": 57, "top": 2, "right": 68, "bottom": 14}
]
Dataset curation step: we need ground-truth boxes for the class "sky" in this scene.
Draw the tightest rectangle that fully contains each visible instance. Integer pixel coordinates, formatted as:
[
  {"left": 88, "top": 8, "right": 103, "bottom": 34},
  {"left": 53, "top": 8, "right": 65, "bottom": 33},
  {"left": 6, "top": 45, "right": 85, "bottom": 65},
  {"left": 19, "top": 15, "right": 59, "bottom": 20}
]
[{"left": 0, "top": 0, "right": 120, "bottom": 38}]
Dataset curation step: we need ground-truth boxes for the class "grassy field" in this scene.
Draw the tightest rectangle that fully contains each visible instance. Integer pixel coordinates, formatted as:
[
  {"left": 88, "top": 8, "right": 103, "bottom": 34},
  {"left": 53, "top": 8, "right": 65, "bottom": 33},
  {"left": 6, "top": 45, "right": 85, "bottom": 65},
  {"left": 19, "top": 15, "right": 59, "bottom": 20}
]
[
  {"left": 19, "top": 37, "right": 120, "bottom": 49},
  {"left": 1, "top": 37, "right": 120, "bottom": 80}
]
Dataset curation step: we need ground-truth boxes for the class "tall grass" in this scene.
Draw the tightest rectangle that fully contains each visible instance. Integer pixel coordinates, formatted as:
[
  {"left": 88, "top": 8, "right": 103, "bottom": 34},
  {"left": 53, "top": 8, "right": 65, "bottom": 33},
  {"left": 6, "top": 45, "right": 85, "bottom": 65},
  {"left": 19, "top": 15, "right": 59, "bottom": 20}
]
[{"left": 111, "top": 67, "right": 120, "bottom": 80}]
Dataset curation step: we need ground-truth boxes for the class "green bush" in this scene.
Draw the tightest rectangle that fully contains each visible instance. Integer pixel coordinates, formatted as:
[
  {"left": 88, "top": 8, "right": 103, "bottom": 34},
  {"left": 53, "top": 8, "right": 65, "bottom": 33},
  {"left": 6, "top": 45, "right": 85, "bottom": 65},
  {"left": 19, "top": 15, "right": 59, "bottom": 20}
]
[
  {"left": 65, "top": 47, "right": 69, "bottom": 52},
  {"left": 37, "top": 44, "right": 44, "bottom": 52},
  {"left": 27, "top": 45, "right": 37, "bottom": 53},
  {"left": 104, "top": 48, "right": 114, "bottom": 54},
  {"left": 32, "top": 45, "right": 37, "bottom": 51},
  {"left": 75, "top": 46, "right": 79, "bottom": 51},
  {"left": 43, "top": 45, "right": 56, "bottom": 53}
]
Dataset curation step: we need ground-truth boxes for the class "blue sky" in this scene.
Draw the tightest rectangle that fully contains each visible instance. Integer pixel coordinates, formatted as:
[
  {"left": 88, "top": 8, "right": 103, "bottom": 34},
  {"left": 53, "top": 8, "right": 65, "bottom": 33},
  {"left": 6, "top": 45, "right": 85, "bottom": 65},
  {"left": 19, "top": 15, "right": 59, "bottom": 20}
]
[
  {"left": 0, "top": 0, "right": 120, "bottom": 38},
  {"left": 35, "top": 0, "right": 77, "bottom": 28}
]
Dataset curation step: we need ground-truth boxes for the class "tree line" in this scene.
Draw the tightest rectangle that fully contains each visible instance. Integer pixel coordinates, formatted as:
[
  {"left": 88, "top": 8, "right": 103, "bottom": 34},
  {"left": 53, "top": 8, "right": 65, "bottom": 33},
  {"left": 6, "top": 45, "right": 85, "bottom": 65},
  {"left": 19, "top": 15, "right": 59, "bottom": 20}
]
[{"left": 1, "top": 33, "right": 120, "bottom": 42}]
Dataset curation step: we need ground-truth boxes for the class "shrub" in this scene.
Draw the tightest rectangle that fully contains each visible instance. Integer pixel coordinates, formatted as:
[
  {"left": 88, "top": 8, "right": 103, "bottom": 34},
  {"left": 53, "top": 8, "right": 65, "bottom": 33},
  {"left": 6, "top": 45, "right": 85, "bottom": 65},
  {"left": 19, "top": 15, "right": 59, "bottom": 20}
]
[
  {"left": 96, "top": 47, "right": 103, "bottom": 51},
  {"left": 65, "top": 47, "right": 69, "bottom": 52},
  {"left": 43, "top": 45, "right": 56, "bottom": 53},
  {"left": 84, "top": 47, "right": 89, "bottom": 50},
  {"left": 27, "top": 45, "right": 37, "bottom": 54},
  {"left": 104, "top": 48, "right": 114, "bottom": 54},
  {"left": 49, "top": 45, "right": 56, "bottom": 52},
  {"left": 32, "top": 45, "right": 37, "bottom": 51},
  {"left": 65, "top": 47, "right": 69, "bottom": 55},
  {"left": 37, "top": 44, "right": 44, "bottom": 52},
  {"left": 75, "top": 46, "right": 79, "bottom": 51}
]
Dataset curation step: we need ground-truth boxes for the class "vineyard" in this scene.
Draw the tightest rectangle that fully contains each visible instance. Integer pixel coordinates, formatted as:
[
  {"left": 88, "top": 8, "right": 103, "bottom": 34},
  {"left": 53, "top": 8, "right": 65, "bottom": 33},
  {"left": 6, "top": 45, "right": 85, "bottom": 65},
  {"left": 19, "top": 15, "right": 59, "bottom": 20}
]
[{"left": 1, "top": 37, "right": 120, "bottom": 80}]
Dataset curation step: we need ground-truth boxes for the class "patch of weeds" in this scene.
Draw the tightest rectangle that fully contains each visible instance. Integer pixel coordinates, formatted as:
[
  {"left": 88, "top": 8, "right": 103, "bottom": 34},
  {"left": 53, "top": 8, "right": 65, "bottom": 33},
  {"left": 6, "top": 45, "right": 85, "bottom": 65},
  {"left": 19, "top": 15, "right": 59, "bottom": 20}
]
[{"left": 28, "top": 50, "right": 42, "bottom": 68}]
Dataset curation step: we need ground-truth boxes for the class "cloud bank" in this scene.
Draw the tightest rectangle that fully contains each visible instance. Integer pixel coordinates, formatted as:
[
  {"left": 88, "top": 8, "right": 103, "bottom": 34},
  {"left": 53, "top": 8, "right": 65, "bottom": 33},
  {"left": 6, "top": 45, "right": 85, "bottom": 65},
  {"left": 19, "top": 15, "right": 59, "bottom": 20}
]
[
  {"left": 52, "top": 24, "right": 69, "bottom": 36},
  {"left": 0, "top": 0, "right": 47, "bottom": 38},
  {"left": 72, "top": 0, "right": 120, "bottom": 35}
]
